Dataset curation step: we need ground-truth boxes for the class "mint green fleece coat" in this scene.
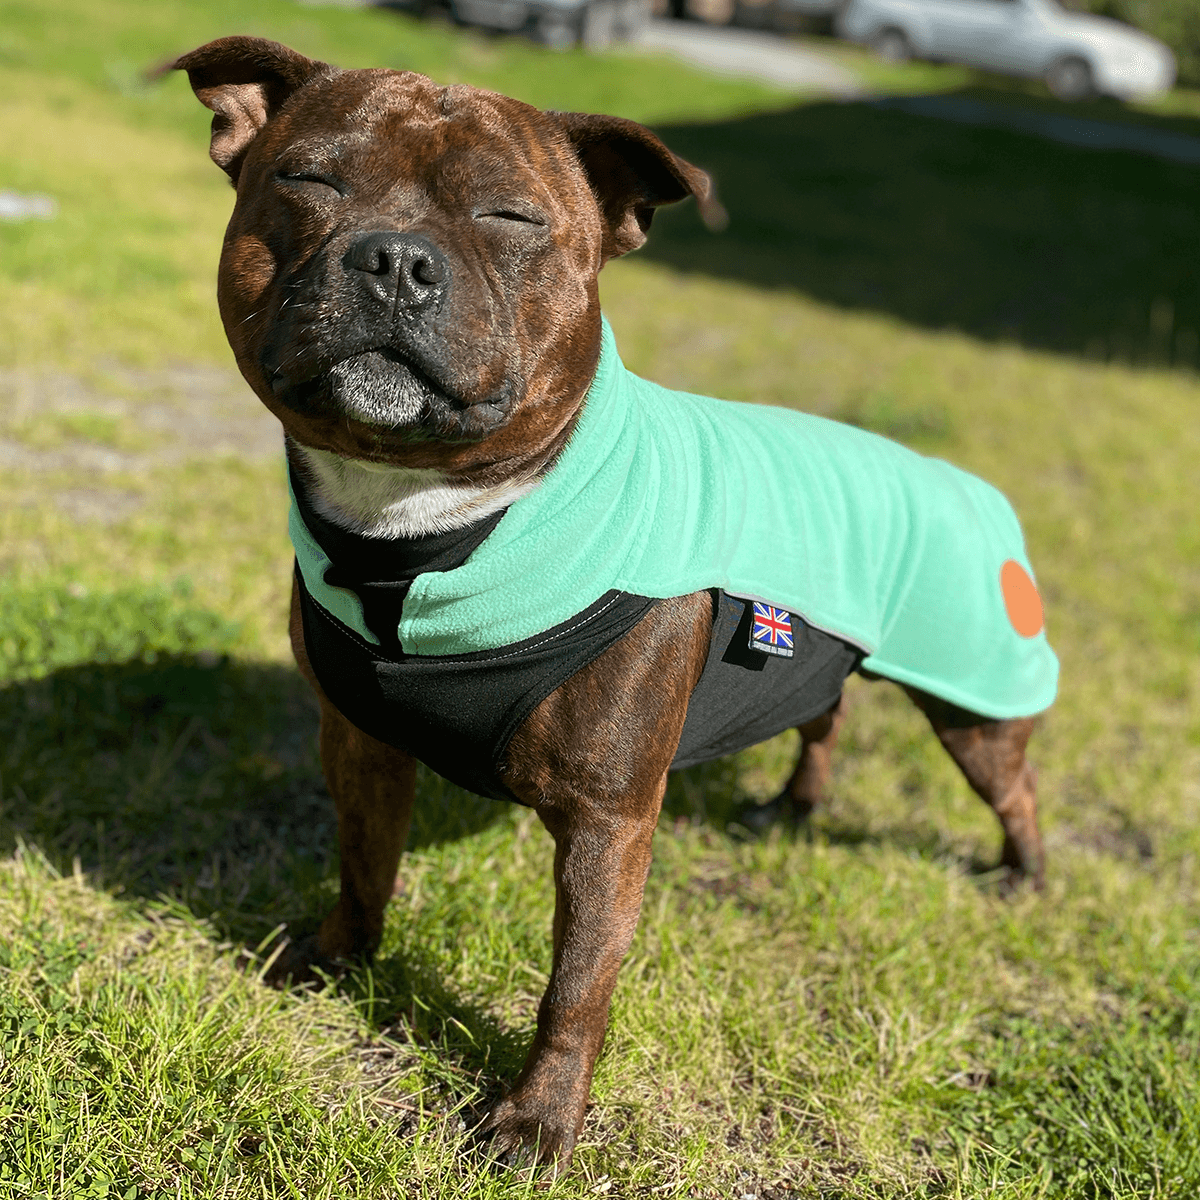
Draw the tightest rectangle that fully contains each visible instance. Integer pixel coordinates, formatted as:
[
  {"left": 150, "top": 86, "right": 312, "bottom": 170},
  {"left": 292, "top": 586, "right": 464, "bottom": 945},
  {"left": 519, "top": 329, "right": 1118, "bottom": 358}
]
[{"left": 293, "top": 318, "right": 1058, "bottom": 719}]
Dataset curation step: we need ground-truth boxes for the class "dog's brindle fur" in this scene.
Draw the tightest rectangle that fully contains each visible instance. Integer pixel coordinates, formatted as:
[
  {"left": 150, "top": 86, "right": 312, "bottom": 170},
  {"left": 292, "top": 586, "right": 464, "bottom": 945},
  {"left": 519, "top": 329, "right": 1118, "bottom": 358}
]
[{"left": 172, "top": 37, "right": 1045, "bottom": 1168}]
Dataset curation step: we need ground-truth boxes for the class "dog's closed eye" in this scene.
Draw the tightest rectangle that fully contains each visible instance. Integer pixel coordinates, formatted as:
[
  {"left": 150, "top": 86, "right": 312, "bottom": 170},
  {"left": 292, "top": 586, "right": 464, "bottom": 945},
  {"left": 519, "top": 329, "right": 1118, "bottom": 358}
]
[
  {"left": 276, "top": 170, "right": 344, "bottom": 197},
  {"left": 474, "top": 206, "right": 547, "bottom": 227}
]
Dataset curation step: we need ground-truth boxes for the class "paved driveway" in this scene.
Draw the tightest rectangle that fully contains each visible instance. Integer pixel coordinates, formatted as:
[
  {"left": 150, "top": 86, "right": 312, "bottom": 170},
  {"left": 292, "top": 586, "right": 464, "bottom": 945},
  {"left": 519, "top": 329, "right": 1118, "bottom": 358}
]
[{"left": 629, "top": 18, "right": 863, "bottom": 94}]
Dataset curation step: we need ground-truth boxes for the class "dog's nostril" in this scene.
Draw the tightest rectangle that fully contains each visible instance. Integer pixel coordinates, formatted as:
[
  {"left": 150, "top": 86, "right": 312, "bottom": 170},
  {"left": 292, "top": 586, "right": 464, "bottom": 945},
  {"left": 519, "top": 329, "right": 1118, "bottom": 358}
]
[
  {"left": 358, "top": 250, "right": 388, "bottom": 276},
  {"left": 411, "top": 256, "right": 447, "bottom": 287}
]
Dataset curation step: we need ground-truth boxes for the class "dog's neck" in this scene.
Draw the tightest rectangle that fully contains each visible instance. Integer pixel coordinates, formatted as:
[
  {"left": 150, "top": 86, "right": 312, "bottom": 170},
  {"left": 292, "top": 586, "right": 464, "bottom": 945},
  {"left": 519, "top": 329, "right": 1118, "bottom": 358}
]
[{"left": 290, "top": 442, "right": 538, "bottom": 539}]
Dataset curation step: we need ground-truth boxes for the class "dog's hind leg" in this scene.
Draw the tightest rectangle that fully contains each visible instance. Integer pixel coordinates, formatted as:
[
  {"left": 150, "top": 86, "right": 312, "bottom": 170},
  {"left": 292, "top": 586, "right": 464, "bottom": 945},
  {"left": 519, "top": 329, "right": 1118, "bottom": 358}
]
[
  {"left": 741, "top": 693, "right": 848, "bottom": 832},
  {"left": 905, "top": 688, "right": 1044, "bottom": 890},
  {"left": 783, "top": 693, "right": 849, "bottom": 818}
]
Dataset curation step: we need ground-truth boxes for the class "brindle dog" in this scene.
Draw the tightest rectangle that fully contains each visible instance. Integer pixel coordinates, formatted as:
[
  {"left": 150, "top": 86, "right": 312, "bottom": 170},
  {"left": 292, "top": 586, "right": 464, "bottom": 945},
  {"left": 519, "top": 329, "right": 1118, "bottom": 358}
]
[{"left": 169, "top": 37, "right": 1046, "bottom": 1169}]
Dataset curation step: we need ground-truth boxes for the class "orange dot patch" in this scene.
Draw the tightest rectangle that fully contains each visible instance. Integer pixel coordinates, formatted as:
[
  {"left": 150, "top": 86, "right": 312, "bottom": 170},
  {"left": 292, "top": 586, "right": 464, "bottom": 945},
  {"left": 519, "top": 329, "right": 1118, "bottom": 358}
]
[{"left": 1001, "top": 559, "right": 1044, "bottom": 638}]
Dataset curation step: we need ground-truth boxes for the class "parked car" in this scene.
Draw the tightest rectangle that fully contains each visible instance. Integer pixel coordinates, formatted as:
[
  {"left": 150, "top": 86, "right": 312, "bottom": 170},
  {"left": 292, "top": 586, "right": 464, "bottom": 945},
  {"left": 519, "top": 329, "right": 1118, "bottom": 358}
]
[
  {"left": 395, "top": 0, "right": 650, "bottom": 49},
  {"left": 837, "top": 0, "right": 1175, "bottom": 101}
]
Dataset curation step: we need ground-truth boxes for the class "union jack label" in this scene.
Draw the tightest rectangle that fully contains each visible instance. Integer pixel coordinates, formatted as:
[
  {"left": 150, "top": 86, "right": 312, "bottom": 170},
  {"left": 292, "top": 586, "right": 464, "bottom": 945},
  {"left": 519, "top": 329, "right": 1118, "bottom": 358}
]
[{"left": 749, "top": 602, "right": 794, "bottom": 658}]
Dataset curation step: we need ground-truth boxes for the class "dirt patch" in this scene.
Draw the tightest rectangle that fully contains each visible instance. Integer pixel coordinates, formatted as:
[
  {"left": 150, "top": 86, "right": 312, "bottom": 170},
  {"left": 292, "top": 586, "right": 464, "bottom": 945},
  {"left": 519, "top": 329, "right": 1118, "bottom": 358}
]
[
  {"left": 1046, "top": 818, "right": 1154, "bottom": 863},
  {"left": 0, "top": 363, "right": 281, "bottom": 475},
  {"left": 54, "top": 487, "right": 145, "bottom": 524}
]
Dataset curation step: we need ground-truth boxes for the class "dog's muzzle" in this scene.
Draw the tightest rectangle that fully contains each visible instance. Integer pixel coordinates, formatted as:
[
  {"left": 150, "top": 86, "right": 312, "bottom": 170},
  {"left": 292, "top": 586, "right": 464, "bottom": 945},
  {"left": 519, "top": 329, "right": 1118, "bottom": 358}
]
[{"left": 263, "top": 230, "right": 518, "bottom": 442}]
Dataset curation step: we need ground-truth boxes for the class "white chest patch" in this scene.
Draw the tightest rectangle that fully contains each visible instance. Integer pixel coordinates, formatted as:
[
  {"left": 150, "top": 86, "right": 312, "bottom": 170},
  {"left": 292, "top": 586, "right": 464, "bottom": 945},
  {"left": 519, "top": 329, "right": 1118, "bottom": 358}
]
[{"left": 293, "top": 443, "right": 537, "bottom": 538}]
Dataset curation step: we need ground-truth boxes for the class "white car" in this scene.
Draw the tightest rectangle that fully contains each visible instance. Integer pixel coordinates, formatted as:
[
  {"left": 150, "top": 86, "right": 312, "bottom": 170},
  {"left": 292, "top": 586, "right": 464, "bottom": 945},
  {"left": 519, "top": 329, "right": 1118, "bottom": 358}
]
[{"left": 838, "top": 0, "right": 1176, "bottom": 101}]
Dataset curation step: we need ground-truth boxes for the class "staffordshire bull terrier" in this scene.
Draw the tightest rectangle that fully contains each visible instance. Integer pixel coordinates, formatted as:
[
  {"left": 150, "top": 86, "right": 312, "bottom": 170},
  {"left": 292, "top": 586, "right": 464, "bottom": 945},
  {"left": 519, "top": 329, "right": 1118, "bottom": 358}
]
[{"left": 170, "top": 36, "right": 1057, "bottom": 1168}]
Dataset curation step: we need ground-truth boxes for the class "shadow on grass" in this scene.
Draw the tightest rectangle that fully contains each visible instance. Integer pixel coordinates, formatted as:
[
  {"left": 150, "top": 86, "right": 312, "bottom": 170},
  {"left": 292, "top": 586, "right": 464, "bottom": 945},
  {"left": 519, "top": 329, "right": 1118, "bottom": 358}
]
[
  {"left": 662, "top": 722, "right": 1017, "bottom": 883},
  {"left": 808, "top": 812, "right": 1010, "bottom": 883},
  {"left": 645, "top": 84, "right": 1200, "bottom": 365},
  {"left": 0, "top": 593, "right": 1027, "bottom": 980},
  {"left": 2, "top": 619, "right": 1020, "bottom": 1118},
  {"left": 339, "top": 948, "right": 535, "bottom": 1106},
  {"left": 0, "top": 649, "right": 528, "bottom": 1104},
  {"left": 0, "top": 612, "right": 545, "bottom": 1099},
  {"left": 0, "top": 654, "right": 508, "bottom": 949}
]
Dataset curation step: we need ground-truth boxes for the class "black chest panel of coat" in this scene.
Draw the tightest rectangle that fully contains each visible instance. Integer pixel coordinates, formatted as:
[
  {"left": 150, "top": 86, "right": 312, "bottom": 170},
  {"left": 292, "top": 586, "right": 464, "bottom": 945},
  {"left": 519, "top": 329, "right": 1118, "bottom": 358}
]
[
  {"left": 673, "top": 593, "right": 860, "bottom": 771},
  {"left": 292, "top": 471, "right": 861, "bottom": 802}
]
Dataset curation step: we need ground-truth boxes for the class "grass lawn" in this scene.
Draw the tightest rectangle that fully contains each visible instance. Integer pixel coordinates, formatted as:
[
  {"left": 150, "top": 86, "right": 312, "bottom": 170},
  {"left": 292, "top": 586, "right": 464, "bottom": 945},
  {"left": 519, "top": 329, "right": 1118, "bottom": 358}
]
[{"left": 2, "top": 0, "right": 1200, "bottom": 1196}]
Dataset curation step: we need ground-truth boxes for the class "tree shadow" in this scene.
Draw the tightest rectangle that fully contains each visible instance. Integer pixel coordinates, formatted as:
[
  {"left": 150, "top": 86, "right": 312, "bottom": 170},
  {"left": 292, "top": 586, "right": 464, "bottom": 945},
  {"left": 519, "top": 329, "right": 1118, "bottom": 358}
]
[{"left": 644, "top": 85, "right": 1200, "bottom": 364}]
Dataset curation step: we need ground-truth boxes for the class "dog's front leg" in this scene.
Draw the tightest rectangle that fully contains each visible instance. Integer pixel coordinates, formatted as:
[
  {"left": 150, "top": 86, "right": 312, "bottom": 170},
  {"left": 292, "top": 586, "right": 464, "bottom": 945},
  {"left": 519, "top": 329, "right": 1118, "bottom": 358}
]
[
  {"left": 480, "top": 780, "right": 666, "bottom": 1165},
  {"left": 268, "top": 577, "right": 418, "bottom": 984},
  {"left": 481, "top": 593, "right": 712, "bottom": 1168},
  {"left": 313, "top": 697, "right": 418, "bottom": 963}
]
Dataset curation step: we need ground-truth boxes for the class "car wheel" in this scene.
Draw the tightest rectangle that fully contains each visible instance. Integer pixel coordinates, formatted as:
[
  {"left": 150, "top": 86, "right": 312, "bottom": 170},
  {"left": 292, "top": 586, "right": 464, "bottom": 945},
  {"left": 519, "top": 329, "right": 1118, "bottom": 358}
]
[
  {"left": 1045, "top": 56, "right": 1094, "bottom": 102},
  {"left": 536, "top": 9, "right": 579, "bottom": 47},
  {"left": 872, "top": 26, "right": 911, "bottom": 63}
]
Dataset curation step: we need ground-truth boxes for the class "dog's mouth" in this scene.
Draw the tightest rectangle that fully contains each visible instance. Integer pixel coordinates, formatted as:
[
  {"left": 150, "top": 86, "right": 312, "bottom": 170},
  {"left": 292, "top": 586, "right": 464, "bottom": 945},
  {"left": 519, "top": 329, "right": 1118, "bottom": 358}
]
[
  {"left": 270, "top": 347, "right": 513, "bottom": 443},
  {"left": 273, "top": 347, "right": 438, "bottom": 422}
]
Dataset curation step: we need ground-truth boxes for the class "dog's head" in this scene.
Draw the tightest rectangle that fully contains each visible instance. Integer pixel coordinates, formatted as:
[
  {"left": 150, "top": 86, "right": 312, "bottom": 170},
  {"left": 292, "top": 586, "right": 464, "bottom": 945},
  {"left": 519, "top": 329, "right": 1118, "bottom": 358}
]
[{"left": 171, "top": 37, "right": 718, "bottom": 479}]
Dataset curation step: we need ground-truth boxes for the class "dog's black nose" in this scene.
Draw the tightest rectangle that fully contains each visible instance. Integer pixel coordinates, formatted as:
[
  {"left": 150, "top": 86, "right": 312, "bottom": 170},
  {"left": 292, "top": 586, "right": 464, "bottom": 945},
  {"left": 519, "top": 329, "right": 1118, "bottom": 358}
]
[{"left": 342, "top": 231, "right": 449, "bottom": 308}]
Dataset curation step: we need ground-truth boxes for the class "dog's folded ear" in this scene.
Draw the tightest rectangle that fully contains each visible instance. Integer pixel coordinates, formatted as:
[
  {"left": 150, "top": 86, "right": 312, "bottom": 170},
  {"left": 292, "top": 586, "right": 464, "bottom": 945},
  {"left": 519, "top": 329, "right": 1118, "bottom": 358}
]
[
  {"left": 160, "top": 37, "right": 337, "bottom": 183},
  {"left": 556, "top": 113, "right": 727, "bottom": 261}
]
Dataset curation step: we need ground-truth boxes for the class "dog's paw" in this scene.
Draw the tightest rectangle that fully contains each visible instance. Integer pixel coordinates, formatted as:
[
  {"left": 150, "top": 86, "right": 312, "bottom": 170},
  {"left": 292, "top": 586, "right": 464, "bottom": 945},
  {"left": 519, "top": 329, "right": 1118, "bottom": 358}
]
[
  {"left": 259, "top": 934, "right": 344, "bottom": 989},
  {"left": 996, "top": 863, "right": 1045, "bottom": 898},
  {"left": 738, "top": 791, "right": 814, "bottom": 835},
  {"left": 475, "top": 1089, "right": 583, "bottom": 1174},
  {"left": 998, "top": 836, "right": 1045, "bottom": 896}
]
